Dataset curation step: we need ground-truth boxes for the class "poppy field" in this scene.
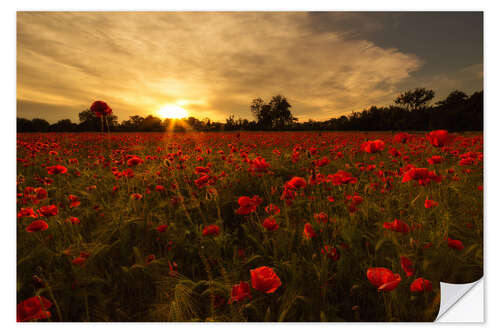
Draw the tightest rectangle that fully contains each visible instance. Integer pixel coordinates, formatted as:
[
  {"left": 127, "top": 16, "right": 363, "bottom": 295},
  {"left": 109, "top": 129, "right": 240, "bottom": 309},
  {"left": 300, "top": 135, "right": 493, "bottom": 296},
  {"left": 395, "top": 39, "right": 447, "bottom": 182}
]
[{"left": 16, "top": 130, "right": 483, "bottom": 322}]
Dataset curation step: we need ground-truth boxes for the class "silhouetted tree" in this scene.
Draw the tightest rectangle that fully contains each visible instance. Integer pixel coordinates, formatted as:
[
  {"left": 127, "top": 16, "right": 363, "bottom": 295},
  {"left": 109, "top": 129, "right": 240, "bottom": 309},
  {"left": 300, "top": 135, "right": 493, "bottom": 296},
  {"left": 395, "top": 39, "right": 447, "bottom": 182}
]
[
  {"left": 251, "top": 95, "right": 296, "bottom": 130},
  {"left": 251, "top": 98, "right": 272, "bottom": 129},
  {"left": 49, "top": 119, "right": 78, "bottom": 132},
  {"left": 17, "top": 118, "right": 34, "bottom": 132},
  {"left": 466, "top": 91, "right": 484, "bottom": 131},
  {"left": 139, "top": 115, "right": 164, "bottom": 131},
  {"left": 394, "top": 88, "right": 435, "bottom": 111},
  {"left": 269, "top": 95, "right": 297, "bottom": 129},
  {"left": 430, "top": 90, "right": 482, "bottom": 131},
  {"left": 436, "top": 90, "right": 468, "bottom": 107},
  {"left": 224, "top": 115, "right": 237, "bottom": 131},
  {"left": 79, "top": 109, "right": 118, "bottom": 131},
  {"left": 31, "top": 118, "right": 50, "bottom": 132}
]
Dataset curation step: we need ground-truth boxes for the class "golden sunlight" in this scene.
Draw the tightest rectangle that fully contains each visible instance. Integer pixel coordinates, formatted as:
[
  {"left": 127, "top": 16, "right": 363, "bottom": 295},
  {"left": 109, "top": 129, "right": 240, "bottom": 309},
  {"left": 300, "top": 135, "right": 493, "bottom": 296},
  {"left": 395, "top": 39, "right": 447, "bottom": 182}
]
[{"left": 157, "top": 104, "right": 188, "bottom": 119}]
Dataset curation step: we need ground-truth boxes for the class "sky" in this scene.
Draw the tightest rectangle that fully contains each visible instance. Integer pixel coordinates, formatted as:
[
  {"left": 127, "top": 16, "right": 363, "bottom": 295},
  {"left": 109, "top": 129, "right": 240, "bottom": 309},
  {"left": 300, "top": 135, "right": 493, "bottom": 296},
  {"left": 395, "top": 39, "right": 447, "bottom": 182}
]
[{"left": 17, "top": 12, "right": 483, "bottom": 123}]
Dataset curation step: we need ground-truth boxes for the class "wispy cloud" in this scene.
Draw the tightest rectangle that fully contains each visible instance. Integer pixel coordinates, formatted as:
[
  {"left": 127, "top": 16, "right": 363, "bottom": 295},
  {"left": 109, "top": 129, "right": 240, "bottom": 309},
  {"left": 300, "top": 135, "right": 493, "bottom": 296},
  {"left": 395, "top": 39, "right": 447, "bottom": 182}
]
[{"left": 18, "top": 12, "right": 426, "bottom": 122}]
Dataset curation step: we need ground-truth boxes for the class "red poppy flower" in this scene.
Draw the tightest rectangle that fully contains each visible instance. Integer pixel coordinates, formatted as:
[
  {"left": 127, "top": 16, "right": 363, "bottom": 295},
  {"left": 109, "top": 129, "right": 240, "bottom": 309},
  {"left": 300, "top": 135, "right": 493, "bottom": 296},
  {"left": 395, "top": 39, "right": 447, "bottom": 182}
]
[
  {"left": 314, "top": 212, "right": 329, "bottom": 224},
  {"left": 327, "top": 170, "right": 357, "bottom": 185},
  {"left": 366, "top": 267, "right": 402, "bottom": 291},
  {"left": 168, "top": 260, "right": 178, "bottom": 276},
  {"left": 410, "top": 278, "right": 433, "bottom": 292},
  {"left": 17, "top": 207, "right": 38, "bottom": 219},
  {"left": 67, "top": 217, "right": 80, "bottom": 225},
  {"left": 424, "top": 199, "right": 439, "bottom": 208},
  {"left": 68, "top": 194, "right": 81, "bottom": 208},
  {"left": 26, "top": 220, "right": 49, "bottom": 232},
  {"left": 361, "top": 139, "right": 385, "bottom": 153},
  {"left": 314, "top": 156, "right": 330, "bottom": 167},
  {"left": 303, "top": 223, "right": 317, "bottom": 239},
  {"left": 400, "top": 256, "right": 415, "bottom": 277},
  {"left": 90, "top": 100, "right": 112, "bottom": 117},
  {"left": 194, "top": 166, "right": 211, "bottom": 174},
  {"left": 394, "top": 132, "right": 410, "bottom": 144},
  {"left": 459, "top": 157, "right": 475, "bottom": 166},
  {"left": 194, "top": 174, "right": 211, "bottom": 188},
  {"left": 250, "top": 266, "right": 282, "bottom": 293},
  {"left": 236, "top": 195, "right": 262, "bottom": 215},
  {"left": 123, "top": 169, "right": 134, "bottom": 178},
  {"left": 130, "top": 193, "right": 143, "bottom": 200},
  {"left": 38, "top": 205, "right": 58, "bottom": 217},
  {"left": 383, "top": 219, "right": 410, "bottom": 233},
  {"left": 17, "top": 296, "right": 52, "bottom": 322},
  {"left": 264, "top": 204, "right": 280, "bottom": 215},
  {"left": 262, "top": 217, "right": 279, "bottom": 231},
  {"left": 286, "top": 176, "right": 307, "bottom": 189},
  {"left": 156, "top": 224, "right": 168, "bottom": 232},
  {"left": 35, "top": 187, "right": 48, "bottom": 200},
  {"left": 448, "top": 237, "right": 464, "bottom": 251},
  {"left": 250, "top": 156, "right": 270, "bottom": 173},
  {"left": 321, "top": 245, "right": 340, "bottom": 261},
  {"left": 229, "top": 281, "right": 252, "bottom": 303},
  {"left": 428, "top": 130, "right": 451, "bottom": 147},
  {"left": 145, "top": 254, "right": 156, "bottom": 264},
  {"left": 126, "top": 156, "right": 143, "bottom": 167},
  {"left": 346, "top": 194, "right": 363, "bottom": 206},
  {"left": 427, "top": 155, "right": 443, "bottom": 164},
  {"left": 202, "top": 224, "right": 220, "bottom": 237},
  {"left": 46, "top": 165, "right": 68, "bottom": 175},
  {"left": 72, "top": 256, "right": 86, "bottom": 266},
  {"left": 402, "top": 167, "right": 441, "bottom": 185}
]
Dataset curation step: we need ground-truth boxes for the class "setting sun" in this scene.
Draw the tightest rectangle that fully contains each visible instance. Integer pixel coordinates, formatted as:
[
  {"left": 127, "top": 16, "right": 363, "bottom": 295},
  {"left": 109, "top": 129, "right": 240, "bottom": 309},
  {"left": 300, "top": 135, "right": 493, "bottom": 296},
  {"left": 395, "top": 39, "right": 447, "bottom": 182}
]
[{"left": 157, "top": 105, "right": 188, "bottom": 119}]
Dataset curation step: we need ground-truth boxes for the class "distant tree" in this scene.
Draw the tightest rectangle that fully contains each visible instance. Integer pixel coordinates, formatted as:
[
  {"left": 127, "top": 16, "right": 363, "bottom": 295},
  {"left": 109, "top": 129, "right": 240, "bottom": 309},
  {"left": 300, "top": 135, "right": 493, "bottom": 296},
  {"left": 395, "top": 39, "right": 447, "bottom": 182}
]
[
  {"left": 251, "top": 95, "right": 296, "bottom": 130},
  {"left": 139, "top": 115, "right": 164, "bottom": 131},
  {"left": 430, "top": 90, "right": 482, "bottom": 131},
  {"left": 49, "top": 119, "right": 78, "bottom": 132},
  {"left": 129, "top": 115, "right": 145, "bottom": 127},
  {"left": 119, "top": 115, "right": 144, "bottom": 131},
  {"left": 251, "top": 98, "right": 272, "bottom": 129},
  {"left": 394, "top": 88, "right": 435, "bottom": 111},
  {"left": 31, "top": 118, "right": 50, "bottom": 132},
  {"left": 17, "top": 117, "right": 33, "bottom": 132},
  {"left": 466, "top": 91, "right": 483, "bottom": 131},
  {"left": 79, "top": 109, "right": 118, "bottom": 131},
  {"left": 435, "top": 90, "right": 468, "bottom": 107},
  {"left": 269, "top": 95, "right": 297, "bottom": 129},
  {"left": 185, "top": 116, "right": 205, "bottom": 131},
  {"left": 224, "top": 115, "right": 237, "bottom": 131}
]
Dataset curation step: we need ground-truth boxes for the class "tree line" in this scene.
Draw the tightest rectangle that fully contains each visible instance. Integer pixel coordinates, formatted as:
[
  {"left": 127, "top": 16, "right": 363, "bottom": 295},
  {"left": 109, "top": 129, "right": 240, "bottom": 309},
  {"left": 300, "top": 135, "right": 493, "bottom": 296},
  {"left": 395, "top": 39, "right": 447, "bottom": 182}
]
[{"left": 17, "top": 88, "right": 483, "bottom": 133}]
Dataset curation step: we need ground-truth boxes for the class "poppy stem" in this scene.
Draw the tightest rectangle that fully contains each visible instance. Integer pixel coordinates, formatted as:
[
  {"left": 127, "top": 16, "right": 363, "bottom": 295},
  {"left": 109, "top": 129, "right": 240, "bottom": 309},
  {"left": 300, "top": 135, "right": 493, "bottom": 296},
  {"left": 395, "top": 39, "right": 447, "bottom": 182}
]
[
  {"left": 84, "top": 288, "right": 90, "bottom": 321},
  {"left": 41, "top": 276, "right": 63, "bottom": 321}
]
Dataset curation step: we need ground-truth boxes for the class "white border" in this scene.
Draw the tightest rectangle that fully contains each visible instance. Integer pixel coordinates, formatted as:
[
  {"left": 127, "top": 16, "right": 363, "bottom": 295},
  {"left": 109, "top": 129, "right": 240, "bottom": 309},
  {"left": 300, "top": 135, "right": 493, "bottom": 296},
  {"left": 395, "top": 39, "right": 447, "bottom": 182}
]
[{"left": 2, "top": 0, "right": 498, "bottom": 331}]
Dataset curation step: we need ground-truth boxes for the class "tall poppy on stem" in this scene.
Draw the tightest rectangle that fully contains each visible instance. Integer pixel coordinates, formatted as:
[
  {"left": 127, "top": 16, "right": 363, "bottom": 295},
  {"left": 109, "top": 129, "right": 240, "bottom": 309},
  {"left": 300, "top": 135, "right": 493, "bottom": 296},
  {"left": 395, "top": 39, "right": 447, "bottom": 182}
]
[{"left": 90, "top": 100, "right": 112, "bottom": 137}]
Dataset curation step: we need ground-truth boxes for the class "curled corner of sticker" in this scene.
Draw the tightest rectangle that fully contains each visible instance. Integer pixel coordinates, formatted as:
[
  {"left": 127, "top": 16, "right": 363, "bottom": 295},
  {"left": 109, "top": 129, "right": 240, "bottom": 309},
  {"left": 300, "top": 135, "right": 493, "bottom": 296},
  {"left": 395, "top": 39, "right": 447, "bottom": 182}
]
[{"left": 436, "top": 278, "right": 483, "bottom": 322}]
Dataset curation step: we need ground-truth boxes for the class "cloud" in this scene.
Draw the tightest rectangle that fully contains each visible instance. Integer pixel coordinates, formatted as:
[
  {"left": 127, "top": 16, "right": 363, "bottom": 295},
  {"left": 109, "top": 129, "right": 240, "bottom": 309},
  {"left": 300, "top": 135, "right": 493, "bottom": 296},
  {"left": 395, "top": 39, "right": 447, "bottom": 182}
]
[
  {"left": 420, "top": 64, "right": 483, "bottom": 102},
  {"left": 17, "top": 12, "right": 423, "bottom": 123}
]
